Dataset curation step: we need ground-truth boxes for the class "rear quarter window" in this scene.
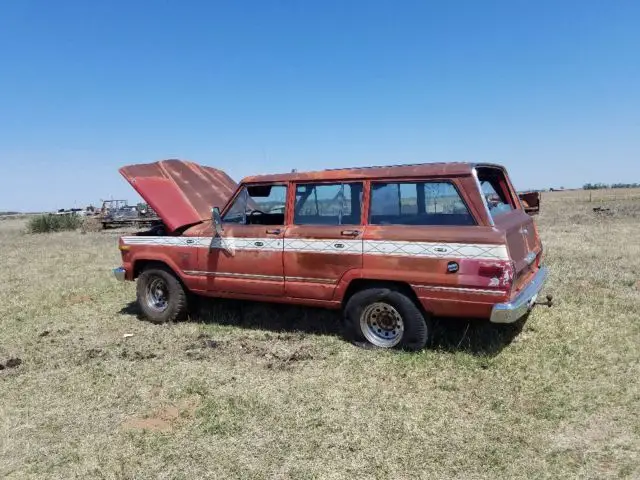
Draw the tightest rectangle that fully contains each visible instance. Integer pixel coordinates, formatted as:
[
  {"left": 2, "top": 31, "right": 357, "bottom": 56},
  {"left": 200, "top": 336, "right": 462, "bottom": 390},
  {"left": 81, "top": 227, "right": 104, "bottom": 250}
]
[
  {"left": 475, "top": 167, "right": 518, "bottom": 220},
  {"left": 369, "top": 181, "right": 475, "bottom": 226}
]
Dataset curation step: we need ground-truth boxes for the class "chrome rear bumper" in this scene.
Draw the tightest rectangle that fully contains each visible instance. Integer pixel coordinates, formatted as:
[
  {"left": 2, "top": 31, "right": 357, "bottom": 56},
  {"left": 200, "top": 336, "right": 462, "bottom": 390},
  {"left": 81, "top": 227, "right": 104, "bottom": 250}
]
[
  {"left": 113, "top": 267, "right": 126, "bottom": 282},
  {"left": 490, "top": 266, "right": 549, "bottom": 323}
]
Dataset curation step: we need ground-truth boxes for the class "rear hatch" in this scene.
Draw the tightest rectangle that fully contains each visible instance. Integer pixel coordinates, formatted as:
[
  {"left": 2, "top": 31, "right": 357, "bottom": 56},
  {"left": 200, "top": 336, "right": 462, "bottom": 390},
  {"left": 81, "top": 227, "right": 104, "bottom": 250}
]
[
  {"left": 119, "top": 159, "right": 237, "bottom": 232},
  {"left": 475, "top": 166, "right": 542, "bottom": 292}
]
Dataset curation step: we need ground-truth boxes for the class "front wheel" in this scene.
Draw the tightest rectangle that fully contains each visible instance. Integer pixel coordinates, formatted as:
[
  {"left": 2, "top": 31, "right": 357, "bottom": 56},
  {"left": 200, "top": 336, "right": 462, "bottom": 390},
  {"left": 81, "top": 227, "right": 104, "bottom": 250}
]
[
  {"left": 344, "top": 288, "right": 430, "bottom": 351},
  {"left": 136, "top": 266, "right": 188, "bottom": 323}
]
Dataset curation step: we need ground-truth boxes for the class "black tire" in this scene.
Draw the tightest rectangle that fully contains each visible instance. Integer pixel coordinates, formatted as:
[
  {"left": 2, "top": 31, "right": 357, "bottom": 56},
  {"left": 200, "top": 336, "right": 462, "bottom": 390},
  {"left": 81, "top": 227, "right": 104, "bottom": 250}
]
[
  {"left": 136, "top": 266, "right": 188, "bottom": 323},
  {"left": 343, "top": 288, "right": 430, "bottom": 351}
]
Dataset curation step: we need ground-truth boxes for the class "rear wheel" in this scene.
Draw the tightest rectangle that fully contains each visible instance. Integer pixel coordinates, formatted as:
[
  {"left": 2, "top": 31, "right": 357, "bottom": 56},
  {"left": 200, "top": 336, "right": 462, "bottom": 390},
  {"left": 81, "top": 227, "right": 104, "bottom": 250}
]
[
  {"left": 136, "top": 266, "right": 188, "bottom": 323},
  {"left": 344, "top": 288, "right": 430, "bottom": 351}
]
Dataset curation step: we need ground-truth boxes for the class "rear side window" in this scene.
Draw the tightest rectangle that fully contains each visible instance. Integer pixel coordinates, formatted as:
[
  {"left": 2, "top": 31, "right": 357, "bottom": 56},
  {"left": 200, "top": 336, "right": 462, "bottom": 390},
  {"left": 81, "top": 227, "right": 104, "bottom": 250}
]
[
  {"left": 476, "top": 167, "right": 516, "bottom": 219},
  {"left": 294, "top": 182, "right": 363, "bottom": 225},
  {"left": 369, "top": 181, "right": 475, "bottom": 226}
]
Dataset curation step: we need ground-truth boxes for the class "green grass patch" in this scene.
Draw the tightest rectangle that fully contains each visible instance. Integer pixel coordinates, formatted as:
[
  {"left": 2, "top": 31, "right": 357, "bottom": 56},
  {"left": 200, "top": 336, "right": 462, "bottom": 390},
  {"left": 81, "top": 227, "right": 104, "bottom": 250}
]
[{"left": 27, "top": 214, "right": 82, "bottom": 233}]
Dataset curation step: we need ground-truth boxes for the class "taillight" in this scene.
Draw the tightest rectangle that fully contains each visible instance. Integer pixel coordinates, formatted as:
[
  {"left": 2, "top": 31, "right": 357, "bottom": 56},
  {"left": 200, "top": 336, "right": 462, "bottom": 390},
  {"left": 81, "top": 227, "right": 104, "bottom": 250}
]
[
  {"left": 478, "top": 264, "right": 504, "bottom": 278},
  {"left": 478, "top": 261, "right": 514, "bottom": 289}
]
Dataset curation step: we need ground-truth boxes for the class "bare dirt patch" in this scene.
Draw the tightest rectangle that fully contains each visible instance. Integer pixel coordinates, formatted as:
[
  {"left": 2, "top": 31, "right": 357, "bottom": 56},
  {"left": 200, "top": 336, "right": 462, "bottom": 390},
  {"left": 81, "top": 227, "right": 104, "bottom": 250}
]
[
  {"left": 183, "top": 332, "right": 324, "bottom": 369},
  {"left": 119, "top": 349, "right": 158, "bottom": 361},
  {"left": 122, "top": 396, "right": 201, "bottom": 433},
  {"left": 62, "top": 294, "right": 94, "bottom": 305},
  {"left": 0, "top": 357, "right": 22, "bottom": 370}
]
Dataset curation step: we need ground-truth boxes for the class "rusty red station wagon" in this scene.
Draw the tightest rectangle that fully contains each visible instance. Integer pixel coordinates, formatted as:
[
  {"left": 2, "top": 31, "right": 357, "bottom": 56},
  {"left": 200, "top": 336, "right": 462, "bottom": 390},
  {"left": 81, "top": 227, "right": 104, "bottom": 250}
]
[{"left": 113, "top": 160, "right": 550, "bottom": 350}]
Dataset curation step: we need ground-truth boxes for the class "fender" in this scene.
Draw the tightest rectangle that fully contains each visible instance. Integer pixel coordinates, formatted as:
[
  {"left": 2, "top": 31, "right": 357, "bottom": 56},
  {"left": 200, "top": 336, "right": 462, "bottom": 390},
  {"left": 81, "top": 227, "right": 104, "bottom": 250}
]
[
  {"left": 128, "top": 250, "right": 191, "bottom": 286},
  {"left": 332, "top": 269, "right": 364, "bottom": 302},
  {"left": 333, "top": 268, "right": 421, "bottom": 303}
]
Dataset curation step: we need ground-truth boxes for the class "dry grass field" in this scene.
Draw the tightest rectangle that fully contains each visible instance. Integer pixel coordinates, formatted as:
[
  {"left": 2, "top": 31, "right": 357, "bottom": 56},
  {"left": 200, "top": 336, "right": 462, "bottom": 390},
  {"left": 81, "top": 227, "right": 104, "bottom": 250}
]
[
  {"left": 543, "top": 187, "right": 640, "bottom": 203},
  {"left": 1, "top": 189, "right": 639, "bottom": 479}
]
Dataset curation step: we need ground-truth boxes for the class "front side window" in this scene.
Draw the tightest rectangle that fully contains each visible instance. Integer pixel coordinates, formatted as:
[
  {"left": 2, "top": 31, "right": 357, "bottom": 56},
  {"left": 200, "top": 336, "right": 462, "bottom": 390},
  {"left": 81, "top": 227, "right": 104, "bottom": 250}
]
[
  {"left": 369, "top": 181, "right": 474, "bottom": 226},
  {"left": 223, "top": 184, "right": 287, "bottom": 225},
  {"left": 294, "top": 182, "right": 363, "bottom": 225}
]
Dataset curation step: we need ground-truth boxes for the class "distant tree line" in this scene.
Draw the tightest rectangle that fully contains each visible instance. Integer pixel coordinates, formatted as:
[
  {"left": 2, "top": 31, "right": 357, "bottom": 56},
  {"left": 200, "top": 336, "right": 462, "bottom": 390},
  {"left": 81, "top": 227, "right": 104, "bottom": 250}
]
[{"left": 583, "top": 182, "right": 640, "bottom": 190}]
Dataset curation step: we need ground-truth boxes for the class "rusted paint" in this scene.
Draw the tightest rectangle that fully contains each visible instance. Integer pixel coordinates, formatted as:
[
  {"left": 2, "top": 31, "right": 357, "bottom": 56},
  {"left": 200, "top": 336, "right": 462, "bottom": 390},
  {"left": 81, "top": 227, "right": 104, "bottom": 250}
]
[
  {"left": 241, "top": 162, "right": 482, "bottom": 185},
  {"left": 202, "top": 223, "right": 285, "bottom": 296},
  {"left": 285, "top": 224, "right": 363, "bottom": 300},
  {"left": 119, "top": 159, "right": 237, "bottom": 232},
  {"left": 117, "top": 160, "right": 545, "bottom": 324}
]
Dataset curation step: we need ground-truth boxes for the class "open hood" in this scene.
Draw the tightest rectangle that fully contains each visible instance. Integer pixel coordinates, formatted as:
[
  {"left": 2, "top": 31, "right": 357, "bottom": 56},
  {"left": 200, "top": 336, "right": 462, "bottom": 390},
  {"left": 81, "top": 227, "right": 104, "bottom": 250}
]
[{"left": 119, "top": 159, "right": 237, "bottom": 232}]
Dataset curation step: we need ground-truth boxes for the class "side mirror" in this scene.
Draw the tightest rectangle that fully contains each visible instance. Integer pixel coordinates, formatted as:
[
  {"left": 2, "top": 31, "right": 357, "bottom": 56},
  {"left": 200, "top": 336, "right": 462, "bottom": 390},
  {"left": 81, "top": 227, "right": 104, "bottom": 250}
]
[
  {"left": 212, "top": 207, "right": 223, "bottom": 237},
  {"left": 210, "top": 207, "right": 235, "bottom": 255}
]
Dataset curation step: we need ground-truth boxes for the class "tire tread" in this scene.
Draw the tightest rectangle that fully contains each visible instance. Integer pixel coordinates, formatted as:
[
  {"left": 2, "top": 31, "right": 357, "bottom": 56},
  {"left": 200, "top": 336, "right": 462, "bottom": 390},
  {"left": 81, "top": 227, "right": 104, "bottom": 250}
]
[
  {"left": 343, "top": 287, "right": 429, "bottom": 351},
  {"left": 136, "top": 266, "right": 188, "bottom": 323}
]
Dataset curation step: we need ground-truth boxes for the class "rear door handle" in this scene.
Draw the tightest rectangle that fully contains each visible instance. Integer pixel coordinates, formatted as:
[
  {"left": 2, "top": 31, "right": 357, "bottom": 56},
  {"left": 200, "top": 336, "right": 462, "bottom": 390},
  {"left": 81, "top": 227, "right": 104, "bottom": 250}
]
[
  {"left": 340, "top": 229, "right": 360, "bottom": 237},
  {"left": 266, "top": 228, "right": 282, "bottom": 235}
]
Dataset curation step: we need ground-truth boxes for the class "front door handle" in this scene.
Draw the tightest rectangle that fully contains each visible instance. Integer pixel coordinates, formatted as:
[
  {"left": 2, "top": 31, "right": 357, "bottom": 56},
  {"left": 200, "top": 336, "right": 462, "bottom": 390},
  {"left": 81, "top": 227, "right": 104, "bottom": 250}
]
[
  {"left": 340, "top": 229, "right": 360, "bottom": 237},
  {"left": 266, "top": 228, "right": 282, "bottom": 235}
]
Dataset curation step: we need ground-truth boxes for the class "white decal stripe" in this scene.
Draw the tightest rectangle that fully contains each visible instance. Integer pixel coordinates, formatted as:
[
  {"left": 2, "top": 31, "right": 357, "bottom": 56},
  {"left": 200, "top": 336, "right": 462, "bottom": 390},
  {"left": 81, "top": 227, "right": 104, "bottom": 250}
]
[
  {"left": 121, "top": 236, "right": 508, "bottom": 260},
  {"left": 210, "top": 237, "right": 283, "bottom": 252},
  {"left": 122, "top": 236, "right": 283, "bottom": 251},
  {"left": 122, "top": 236, "right": 200, "bottom": 247},
  {"left": 363, "top": 240, "right": 508, "bottom": 260},
  {"left": 284, "top": 238, "right": 362, "bottom": 254}
]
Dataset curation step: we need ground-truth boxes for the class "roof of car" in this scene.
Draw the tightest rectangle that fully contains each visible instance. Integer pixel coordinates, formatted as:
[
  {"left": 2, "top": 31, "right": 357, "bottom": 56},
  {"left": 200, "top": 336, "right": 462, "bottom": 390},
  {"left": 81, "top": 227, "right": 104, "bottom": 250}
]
[{"left": 241, "top": 162, "right": 504, "bottom": 184}]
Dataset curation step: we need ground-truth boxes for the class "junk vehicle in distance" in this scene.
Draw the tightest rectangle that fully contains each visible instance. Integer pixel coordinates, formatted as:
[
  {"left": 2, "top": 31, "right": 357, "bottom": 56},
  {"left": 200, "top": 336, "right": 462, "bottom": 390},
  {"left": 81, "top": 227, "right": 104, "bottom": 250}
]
[
  {"left": 517, "top": 191, "right": 541, "bottom": 215},
  {"left": 99, "top": 199, "right": 162, "bottom": 230},
  {"left": 113, "top": 159, "right": 552, "bottom": 351}
]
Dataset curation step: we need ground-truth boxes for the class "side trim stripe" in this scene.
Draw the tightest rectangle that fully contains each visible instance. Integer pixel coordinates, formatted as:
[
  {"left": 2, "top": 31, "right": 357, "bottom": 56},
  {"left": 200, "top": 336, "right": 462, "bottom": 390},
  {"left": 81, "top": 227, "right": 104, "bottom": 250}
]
[
  {"left": 183, "top": 270, "right": 282, "bottom": 281},
  {"left": 122, "top": 236, "right": 509, "bottom": 260},
  {"left": 285, "top": 276, "right": 336, "bottom": 285},
  {"left": 182, "top": 270, "right": 336, "bottom": 284},
  {"left": 412, "top": 285, "right": 506, "bottom": 295}
]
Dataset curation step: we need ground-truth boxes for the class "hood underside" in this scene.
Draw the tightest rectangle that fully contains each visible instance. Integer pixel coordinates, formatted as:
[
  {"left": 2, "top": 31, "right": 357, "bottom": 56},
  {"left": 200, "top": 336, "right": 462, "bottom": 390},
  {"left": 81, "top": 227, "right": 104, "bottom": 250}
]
[{"left": 119, "top": 159, "right": 237, "bottom": 232}]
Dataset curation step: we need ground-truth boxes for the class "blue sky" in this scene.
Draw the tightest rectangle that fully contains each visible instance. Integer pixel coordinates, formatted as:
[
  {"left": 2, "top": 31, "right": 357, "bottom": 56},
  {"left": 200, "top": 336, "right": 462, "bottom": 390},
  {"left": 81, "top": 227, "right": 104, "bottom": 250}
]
[{"left": 1, "top": 1, "right": 639, "bottom": 211}]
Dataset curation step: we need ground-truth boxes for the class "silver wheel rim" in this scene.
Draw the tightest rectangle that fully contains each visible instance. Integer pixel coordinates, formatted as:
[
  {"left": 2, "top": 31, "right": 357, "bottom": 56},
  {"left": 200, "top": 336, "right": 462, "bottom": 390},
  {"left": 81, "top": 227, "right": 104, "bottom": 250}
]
[
  {"left": 360, "top": 302, "right": 404, "bottom": 348},
  {"left": 145, "top": 277, "right": 169, "bottom": 312}
]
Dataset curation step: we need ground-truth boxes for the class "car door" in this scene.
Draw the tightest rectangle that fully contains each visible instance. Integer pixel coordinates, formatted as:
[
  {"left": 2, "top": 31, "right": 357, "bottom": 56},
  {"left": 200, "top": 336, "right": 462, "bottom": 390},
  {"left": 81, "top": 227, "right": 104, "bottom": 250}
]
[
  {"left": 284, "top": 181, "right": 364, "bottom": 300},
  {"left": 201, "top": 183, "right": 287, "bottom": 297}
]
